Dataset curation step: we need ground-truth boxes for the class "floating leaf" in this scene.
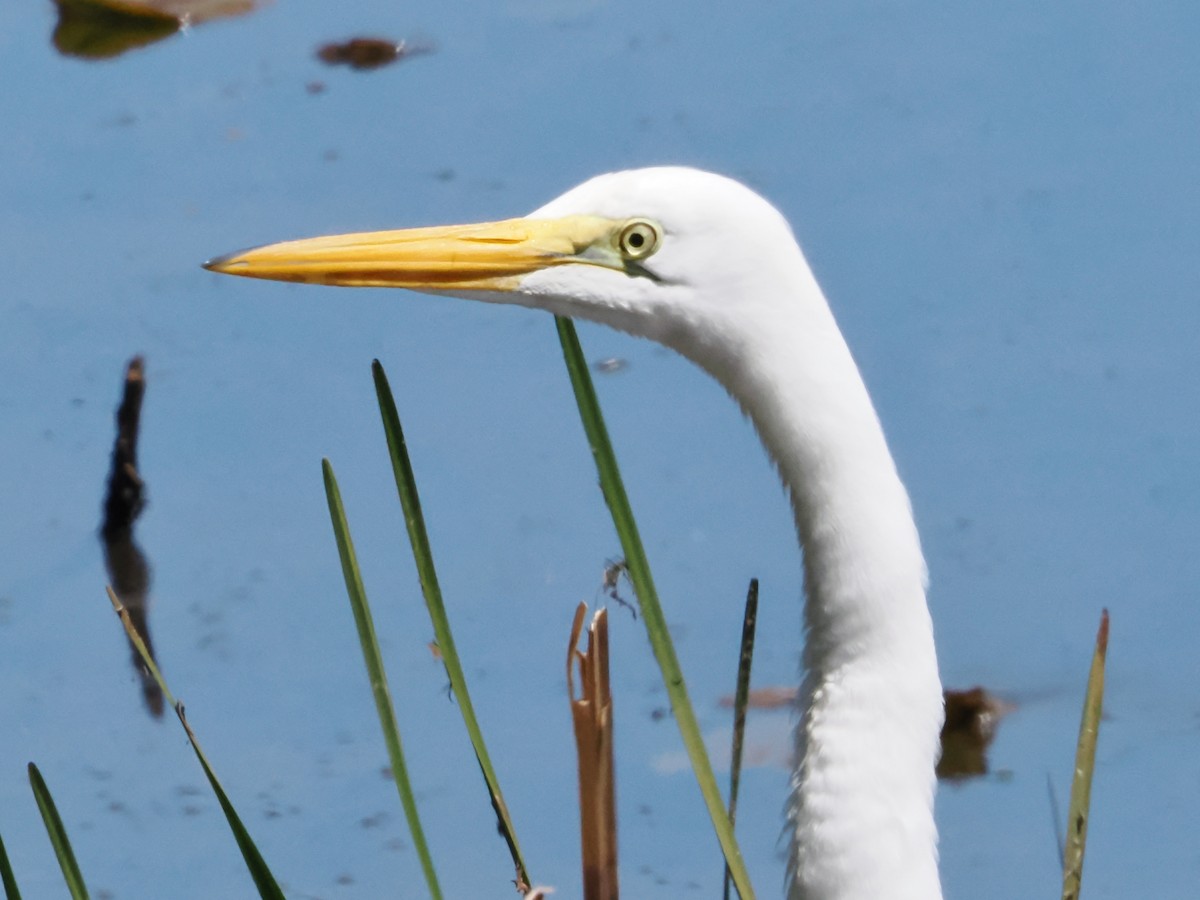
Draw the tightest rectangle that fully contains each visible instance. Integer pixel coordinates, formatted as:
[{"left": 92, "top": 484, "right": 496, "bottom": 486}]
[
  {"left": 315, "top": 37, "right": 432, "bottom": 71},
  {"left": 52, "top": 0, "right": 257, "bottom": 59}
]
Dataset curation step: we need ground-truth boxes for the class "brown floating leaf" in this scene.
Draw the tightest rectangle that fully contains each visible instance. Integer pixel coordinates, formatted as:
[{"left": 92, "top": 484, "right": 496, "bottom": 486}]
[
  {"left": 937, "top": 686, "right": 1013, "bottom": 782},
  {"left": 53, "top": 0, "right": 257, "bottom": 60},
  {"left": 568, "top": 604, "right": 618, "bottom": 900},
  {"left": 315, "top": 37, "right": 432, "bottom": 71}
]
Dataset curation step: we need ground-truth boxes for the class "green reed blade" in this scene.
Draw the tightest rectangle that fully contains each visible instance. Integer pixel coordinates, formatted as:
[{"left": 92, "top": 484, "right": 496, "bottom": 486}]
[
  {"left": 372, "top": 360, "right": 531, "bottom": 891},
  {"left": 322, "top": 460, "right": 444, "bottom": 899},
  {"left": 553, "top": 316, "right": 755, "bottom": 899},
  {"left": 106, "top": 587, "right": 283, "bottom": 899},
  {"left": 1061, "top": 609, "right": 1109, "bottom": 900},
  {"left": 26, "top": 764, "right": 86, "bottom": 900}
]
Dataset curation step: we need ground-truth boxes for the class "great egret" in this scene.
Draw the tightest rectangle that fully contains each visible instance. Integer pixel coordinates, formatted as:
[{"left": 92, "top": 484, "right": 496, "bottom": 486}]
[{"left": 205, "top": 167, "right": 944, "bottom": 900}]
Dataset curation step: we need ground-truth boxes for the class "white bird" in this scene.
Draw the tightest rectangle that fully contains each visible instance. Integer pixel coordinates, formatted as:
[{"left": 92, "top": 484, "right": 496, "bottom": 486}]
[{"left": 205, "top": 167, "right": 944, "bottom": 900}]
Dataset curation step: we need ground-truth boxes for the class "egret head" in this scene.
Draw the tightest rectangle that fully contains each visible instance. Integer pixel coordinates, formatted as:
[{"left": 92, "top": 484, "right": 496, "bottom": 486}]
[{"left": 204, "top": 167, "right": 813, "bottom": 366}]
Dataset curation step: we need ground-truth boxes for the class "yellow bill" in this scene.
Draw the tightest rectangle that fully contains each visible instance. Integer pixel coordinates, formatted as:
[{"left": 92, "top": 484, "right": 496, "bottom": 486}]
[{"left": 203, "top": 215, "right": 622, "bottom": 292}]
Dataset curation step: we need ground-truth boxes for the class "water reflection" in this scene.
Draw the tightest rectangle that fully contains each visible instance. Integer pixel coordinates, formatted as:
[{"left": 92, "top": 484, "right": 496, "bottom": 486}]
[
  {"left": 593, "top": 357, "right": 629, "bottom": 375},
  {"left": 100, "top": 356, "right": 163, "bottom": 718},
  {"left": 52, "top": 0, "right": 255, "bottom": 60}
]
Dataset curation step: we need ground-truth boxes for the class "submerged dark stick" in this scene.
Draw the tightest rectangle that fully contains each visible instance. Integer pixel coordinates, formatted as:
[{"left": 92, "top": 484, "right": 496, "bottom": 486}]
[{"left": 101, "top": 356, "right": 162, "bottom": 717}]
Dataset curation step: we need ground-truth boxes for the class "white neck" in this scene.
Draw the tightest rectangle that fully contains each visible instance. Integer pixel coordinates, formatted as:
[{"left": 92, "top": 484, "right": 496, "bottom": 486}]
[{"left": 671, "top": 261, "right": 944, "bottom": 900}]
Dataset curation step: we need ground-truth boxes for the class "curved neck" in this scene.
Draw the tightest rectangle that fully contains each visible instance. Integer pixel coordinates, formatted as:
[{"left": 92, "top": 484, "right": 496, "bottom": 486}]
[{"left": 678, "top": 266, "right": 943, "bottom": 899}]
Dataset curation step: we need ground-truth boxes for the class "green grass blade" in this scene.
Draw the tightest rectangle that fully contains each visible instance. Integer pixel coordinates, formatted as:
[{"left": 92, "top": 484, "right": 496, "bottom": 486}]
[
  {"left": 553, "top": 316, "right": 756, "bottom": 899},
  {"left": 171, "top": 712, "right": 284, "bottom": 900},
  {"left": 0, "top": 831, "right": 21, "bottom": 900},
  {"left": 724, "top": 579, "right": 759, "bottom": 900},
  {"left": 105, "top": 587, "right": 284, "bottom": 900},
  {"left": 371, "top": 360, "right": 531, "bottom": 891},
  {"left": 322, "top": 459, "right": 444, "bottom": 900},
  {"left": 26, "top": 764, "right": 86, "bottom": 900},
  {"left": 1061, "top": 609, "right": 1109, "bottom": 900}
]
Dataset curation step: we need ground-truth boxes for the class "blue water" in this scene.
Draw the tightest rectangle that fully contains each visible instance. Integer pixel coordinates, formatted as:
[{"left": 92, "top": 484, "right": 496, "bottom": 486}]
[{"left": 1, "top": 1, "right": 1197, "bottom": 897}]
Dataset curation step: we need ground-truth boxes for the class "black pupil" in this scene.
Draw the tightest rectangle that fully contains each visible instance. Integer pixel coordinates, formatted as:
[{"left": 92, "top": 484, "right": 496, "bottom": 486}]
[{"left": 628, "top": 231, "right": 644, "bottom": 248}]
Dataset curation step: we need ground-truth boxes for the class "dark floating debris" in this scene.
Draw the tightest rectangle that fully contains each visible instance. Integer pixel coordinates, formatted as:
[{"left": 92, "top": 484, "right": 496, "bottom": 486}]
[
  {"left": 52, "top": 0, "right": 255, "bottom": 60},
  {"left": 101, "top": 356, "right": 146, "bottom": 540},
  {"left": 716, "top": 683, "right": 1012, "bottom": 782},
  {"left": 315, "top": 37, "right": 433, "bottom": 71},
  {"left": 937, "top": 686, "right": 1012, "bottom": 782},
  {"left": 101, "top": 356, "right": 163, "bottom": 719}
]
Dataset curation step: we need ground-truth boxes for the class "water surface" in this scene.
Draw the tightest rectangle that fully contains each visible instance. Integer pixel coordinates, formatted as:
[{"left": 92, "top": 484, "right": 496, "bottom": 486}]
[{"left": 1, "top": 1, "right": 1197, "bottom": 897}]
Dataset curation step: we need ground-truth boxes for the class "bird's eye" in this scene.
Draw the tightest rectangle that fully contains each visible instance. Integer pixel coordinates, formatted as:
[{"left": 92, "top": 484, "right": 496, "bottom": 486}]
[{"left": 617, "top": 219, "right": 662, "bottom": 261}]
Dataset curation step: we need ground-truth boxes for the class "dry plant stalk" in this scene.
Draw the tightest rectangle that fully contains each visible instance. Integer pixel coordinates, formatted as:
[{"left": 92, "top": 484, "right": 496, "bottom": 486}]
[{"left": 568, "top": 603, "right": 618, "bottom": 900}]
